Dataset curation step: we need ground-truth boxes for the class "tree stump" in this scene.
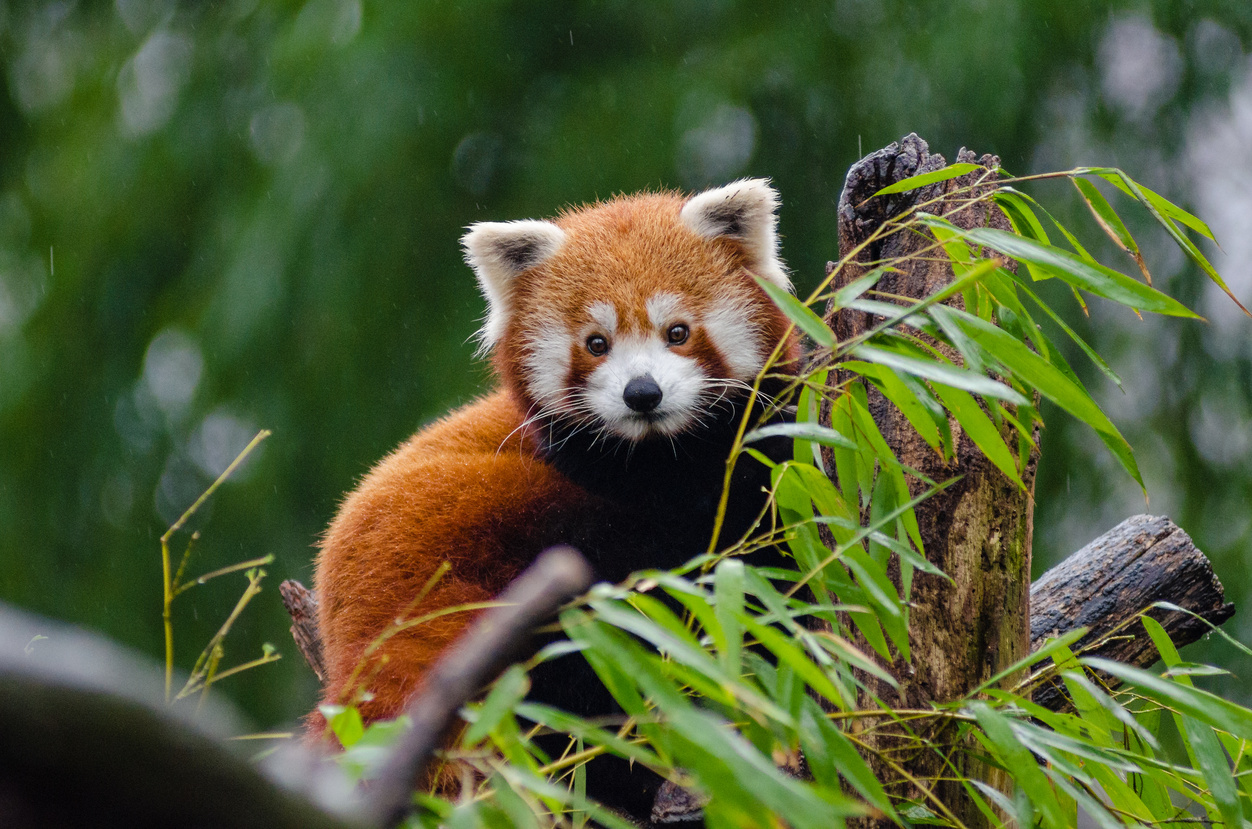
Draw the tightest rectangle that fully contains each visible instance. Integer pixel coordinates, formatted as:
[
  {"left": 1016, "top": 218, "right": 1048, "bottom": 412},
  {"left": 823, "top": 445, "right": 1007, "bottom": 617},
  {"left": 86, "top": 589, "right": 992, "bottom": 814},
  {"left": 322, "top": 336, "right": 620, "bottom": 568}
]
[{"left": 820, "top": 134, "right": 1036, "bottom": 825}]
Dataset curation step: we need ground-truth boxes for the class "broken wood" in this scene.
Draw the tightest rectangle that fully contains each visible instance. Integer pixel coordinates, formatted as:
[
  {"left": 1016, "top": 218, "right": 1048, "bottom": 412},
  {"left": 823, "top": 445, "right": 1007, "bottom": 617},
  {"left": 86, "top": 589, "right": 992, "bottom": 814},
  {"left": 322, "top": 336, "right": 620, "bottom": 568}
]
[
  {"left": 279, "top": 579, "right": 325, "bottom": 684},
  {"left": 821, "top": 133, "right": 1035, "bottom": 826},
  {"left": 1030, "top": 513, "right": 1235, "bottom": 710}
]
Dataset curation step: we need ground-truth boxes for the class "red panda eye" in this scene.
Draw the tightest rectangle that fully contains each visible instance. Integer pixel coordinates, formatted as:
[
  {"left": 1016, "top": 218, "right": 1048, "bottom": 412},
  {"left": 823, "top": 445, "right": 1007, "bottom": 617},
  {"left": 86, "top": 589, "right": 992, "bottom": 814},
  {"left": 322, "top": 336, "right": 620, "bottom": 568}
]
[
  {"left": 666, "top": 324, "right": 689, "bottom": 346},
  {"left": 586, "top": 335, "right": 609, "bottom": 356}
]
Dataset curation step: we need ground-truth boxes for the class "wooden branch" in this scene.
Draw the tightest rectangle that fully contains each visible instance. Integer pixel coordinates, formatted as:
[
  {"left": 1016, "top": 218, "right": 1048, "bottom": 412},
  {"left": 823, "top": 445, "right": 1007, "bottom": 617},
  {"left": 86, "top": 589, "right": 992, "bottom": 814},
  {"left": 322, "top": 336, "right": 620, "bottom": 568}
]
[
  {"left": 1030, "top": 514, "right": 1235, "bottom": 710},
  {"left": 280, "top": 579, "right": 325, "bottom": 683},
  {"left": 0, "top": 603, "right": 359, "bottom": 829},
  {"left": 364, "top": 546, "right": 593, "bottom": 829}
]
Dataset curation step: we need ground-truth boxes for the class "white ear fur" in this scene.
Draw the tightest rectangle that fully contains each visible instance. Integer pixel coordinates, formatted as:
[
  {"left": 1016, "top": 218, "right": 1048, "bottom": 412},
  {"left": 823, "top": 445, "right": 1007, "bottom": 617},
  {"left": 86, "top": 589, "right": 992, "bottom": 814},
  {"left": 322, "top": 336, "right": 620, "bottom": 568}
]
[
  {"left": 462, "top": 220, "right": 566, "bottom": 351},
  {"left": 680, "top": 178, "right": 791, "bottom": 293}
]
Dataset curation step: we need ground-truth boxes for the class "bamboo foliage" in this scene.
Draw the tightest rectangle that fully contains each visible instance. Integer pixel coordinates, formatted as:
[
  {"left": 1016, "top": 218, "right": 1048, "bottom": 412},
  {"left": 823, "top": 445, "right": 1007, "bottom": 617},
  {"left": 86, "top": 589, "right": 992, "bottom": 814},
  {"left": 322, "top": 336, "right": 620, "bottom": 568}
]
[{"left": 321, "top": 167, "right": 1252, "bottom": 828}]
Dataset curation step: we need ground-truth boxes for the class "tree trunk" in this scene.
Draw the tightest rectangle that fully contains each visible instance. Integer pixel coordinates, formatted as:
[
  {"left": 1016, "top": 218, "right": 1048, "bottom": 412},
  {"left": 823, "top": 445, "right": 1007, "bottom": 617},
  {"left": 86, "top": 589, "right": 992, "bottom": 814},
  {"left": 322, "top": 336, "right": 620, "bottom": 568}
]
[{"left": 820, "top": 134, "right": 1036, "bottom": 825}]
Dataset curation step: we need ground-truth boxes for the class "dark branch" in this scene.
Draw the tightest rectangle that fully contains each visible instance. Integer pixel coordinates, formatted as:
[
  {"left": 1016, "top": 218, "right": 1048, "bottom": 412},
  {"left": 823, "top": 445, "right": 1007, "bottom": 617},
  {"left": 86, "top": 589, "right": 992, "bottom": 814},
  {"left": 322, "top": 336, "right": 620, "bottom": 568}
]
[{"left": 364, "top": 546, "right": 593, "bottom": 829}]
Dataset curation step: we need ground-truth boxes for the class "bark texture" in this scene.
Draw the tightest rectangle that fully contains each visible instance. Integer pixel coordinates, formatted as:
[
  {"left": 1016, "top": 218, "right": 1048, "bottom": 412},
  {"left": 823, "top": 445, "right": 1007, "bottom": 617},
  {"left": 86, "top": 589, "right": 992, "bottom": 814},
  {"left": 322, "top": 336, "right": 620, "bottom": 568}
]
[
  {"left": 280, "top": 579, "right": 325, "bottom": 684},
  {"left": 1030, "top": 513, "right": 1235, "bottom": 710},
  {"left": 820, "top": 134, "right": 1036, "bottom": 824}
]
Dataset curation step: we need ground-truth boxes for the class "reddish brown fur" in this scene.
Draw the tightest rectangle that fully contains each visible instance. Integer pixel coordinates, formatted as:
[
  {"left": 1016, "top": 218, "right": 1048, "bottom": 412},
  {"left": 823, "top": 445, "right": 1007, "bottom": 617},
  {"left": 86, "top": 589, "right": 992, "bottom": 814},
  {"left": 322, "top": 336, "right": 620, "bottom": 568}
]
[{"left": 312, "top": 189, "right": 800, "bottom": 745}]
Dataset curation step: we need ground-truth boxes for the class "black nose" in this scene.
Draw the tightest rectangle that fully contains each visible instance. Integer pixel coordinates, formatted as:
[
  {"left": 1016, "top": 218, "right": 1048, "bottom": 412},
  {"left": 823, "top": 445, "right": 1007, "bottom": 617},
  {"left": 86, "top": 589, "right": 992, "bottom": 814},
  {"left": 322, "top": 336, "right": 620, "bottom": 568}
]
[{"left": 623, "top": 375, "right": 663, "bottom": 413}]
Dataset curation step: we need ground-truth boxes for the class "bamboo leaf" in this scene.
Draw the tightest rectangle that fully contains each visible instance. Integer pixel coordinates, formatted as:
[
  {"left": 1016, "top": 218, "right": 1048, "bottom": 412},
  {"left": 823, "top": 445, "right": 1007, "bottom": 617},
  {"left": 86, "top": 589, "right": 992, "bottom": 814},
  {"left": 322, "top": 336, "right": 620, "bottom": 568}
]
[
  {"left": 1010, "top": 274, "right": 1123, "bottom": 387},
  {"left": 870, "top": 162, "right": 986, "bottom": 196},
  {"left": 849, "top": 344, "right": 1029, "bottom": 405},
  {"left": 1073, "top": 176, "right": 1151, "bottom": 283},
  {"left": 1084, "top": 658, "right": 1252, "bottom": 739},
  {"left": 843, "top": 361, "right": 942, "bottom": 452},
  {"left": 931, "top": 382, "right": 1025, "bottom": 490},
  {"left": 1086, "top": 167, "right": 1249, "bottom": 316},
  {"left": 755, "top": 276, "right": 836, "bottom": 347},
  {"left": 970, "top": 703, "right": 1069, "bottom": 828},
  {"left": 800, "top": 698, "right": 897, "bottom": 819},
  {"left": 463, "top": 664, "right": 529, "bottom": 745},
  {"left": 713, "top": 559, "right": 744, "bottom": 676},
  {"left": 918, "top": 215, "right": 1202, "bottom": 318},
  {"left": 746, "top": 421, "right": 858, "bottom": 450},
  {"left": 829, "top": 267, "right": 892, "bottom": 309},
  {"left": 1084, "top": 167, "right": 1216, "bottom": 240}
]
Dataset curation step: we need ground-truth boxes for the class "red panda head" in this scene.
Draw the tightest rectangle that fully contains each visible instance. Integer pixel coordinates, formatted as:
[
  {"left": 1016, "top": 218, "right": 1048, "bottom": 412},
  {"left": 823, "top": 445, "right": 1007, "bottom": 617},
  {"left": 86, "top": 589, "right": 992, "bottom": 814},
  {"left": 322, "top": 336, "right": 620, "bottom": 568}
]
[{"left": 462, "top": 179, "right": 801, "bottom": 443}]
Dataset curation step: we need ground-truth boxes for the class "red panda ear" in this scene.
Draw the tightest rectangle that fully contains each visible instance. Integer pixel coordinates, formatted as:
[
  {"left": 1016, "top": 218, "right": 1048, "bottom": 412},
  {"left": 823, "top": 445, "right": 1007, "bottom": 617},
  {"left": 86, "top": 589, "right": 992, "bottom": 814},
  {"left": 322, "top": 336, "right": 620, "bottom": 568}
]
[
  {"left": 462, "top": 220, "right": 566, "bottom": 351},
  {"left": 680, "top": 178, "right": 792, "bottom": 294}
]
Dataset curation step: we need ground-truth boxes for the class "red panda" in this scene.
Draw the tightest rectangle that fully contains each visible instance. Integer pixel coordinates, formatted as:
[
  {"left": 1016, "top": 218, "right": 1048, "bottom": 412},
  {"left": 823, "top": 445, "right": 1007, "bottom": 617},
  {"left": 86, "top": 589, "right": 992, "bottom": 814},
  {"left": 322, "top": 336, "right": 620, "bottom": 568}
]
[{"left": 312, "top": 179, "right": 803, "bottom": 810}]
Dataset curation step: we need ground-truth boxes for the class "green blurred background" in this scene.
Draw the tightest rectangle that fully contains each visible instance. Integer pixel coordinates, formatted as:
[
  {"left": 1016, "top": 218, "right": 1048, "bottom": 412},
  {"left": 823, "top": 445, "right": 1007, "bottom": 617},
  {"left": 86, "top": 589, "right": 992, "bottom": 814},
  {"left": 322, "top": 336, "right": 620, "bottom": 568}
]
[{"left": 2, "top": 0, "right": 1250, "bottom": 730}]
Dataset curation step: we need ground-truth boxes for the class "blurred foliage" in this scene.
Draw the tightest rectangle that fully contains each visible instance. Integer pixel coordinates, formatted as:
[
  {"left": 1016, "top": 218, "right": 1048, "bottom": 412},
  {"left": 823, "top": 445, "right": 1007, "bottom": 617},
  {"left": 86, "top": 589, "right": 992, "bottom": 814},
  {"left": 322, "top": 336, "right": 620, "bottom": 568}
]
[{"left": 1, "top": 0, "right": 1250, "bottom": 729}]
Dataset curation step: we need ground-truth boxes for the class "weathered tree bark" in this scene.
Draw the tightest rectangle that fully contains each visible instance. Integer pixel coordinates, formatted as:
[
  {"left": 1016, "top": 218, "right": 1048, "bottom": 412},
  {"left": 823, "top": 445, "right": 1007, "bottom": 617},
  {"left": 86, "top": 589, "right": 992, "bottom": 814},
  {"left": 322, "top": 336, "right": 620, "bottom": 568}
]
[
  {"left": 819, "top": 134, "right": 1035, "bottom": 825},
  {"left": 280, "top": 579, "right": 325, "bottom": 683},
  {"left": 1030, "top": 514, "right": 1235, "bottom": 710}
]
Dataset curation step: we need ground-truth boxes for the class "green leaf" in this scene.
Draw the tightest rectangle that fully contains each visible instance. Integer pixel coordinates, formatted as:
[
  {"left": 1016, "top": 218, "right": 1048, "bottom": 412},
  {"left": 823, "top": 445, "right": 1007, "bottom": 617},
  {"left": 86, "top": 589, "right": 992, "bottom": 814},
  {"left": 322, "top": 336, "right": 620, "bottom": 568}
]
[
  {"left": 1010, "top": 274, "right": 1122, "bottom": 388},
  {"left": 940, "top": 306, "right": 1143, "bottom": 491},
  {"left": 1085, "top": 658, "right": 1252, "bottom": 739},
  {"left": 800, "top": 698, "right": 897, "bottom": 819},
  {"left": 321, "top": 703, "right": 365, "bottom": 749},
  {"left": 918, "top": 215, "right": 1201, "bottom": 318},
  {"left": 871, "top": 162, "right": 986, "bottom": 196},
  {"left": 829, "top": 267, "right": 891, "bottom": 309},
  {"left": 931, "top": 382, "right": 1025, "bottom": 489},
  {"left": 841, "top": 361, "right": 942, "bottom": 453},
  {"left": 969, "top": 627, "right": 1089, "bottom": 697},
  {"left": 970, "top": 703, "right": 1069, "bottom": 828},
  {"left": 1072, "top": 176, "right": 1150, "bottom": 282},
  {"left": 463, "top": 664, "right": 529, "bottom": 745},
  {"left": 1084, "top": 167, "right": 1216, "bottom": 240},
  {"left": 1140, "top": 616, "right": 1246, "bottom": 829},
  {"left": 755, "top": 276, "right": 835, "bottom": 347},
  {"left": 849, "top": 344, "right": 1029, "bottom": 405},
  {"left": 713, "top": 559, "right": 745, "bottom": 676},
  {"left": 513, "top": 703, "right": 665, "bottom": 771},
  {"left": 745, "top": 421, "right": 858, "bottom": 450},
  {"left": 1086, "top": 167, "right": 1249, "bottom": 316}
]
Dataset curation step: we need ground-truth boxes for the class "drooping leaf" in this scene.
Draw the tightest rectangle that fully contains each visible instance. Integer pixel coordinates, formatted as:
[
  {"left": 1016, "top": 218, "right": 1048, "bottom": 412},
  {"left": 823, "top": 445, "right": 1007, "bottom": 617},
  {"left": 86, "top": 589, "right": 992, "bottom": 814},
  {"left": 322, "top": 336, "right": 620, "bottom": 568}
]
[
  {"left": 931, "top": 382, "right": 1025, "bottom": 490},
  {"left": 755, "top": 276, "right": 836, "bottom": 347},
  {"left": 918, "top": 215, "right": 1202, "bottom": 318},
  {"left": 746, "top": 421, "right": 858, "bottom": 450},
  {"left": 849, "top": 344, "right": 1029, "bottom": 405},
  {"left": 1072, "top": 176, "right": 1151, "bottom": 283}
]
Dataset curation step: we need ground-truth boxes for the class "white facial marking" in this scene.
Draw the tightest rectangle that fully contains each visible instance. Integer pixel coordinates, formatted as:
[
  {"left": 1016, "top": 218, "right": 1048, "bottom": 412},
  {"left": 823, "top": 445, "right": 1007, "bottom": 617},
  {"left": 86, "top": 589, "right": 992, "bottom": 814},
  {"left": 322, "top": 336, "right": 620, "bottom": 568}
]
[
  {"left": 645, "top": 292, "right": 684, "bottom": 330},
  {"left": 702, "top": 295, "right": 764, "bottom": 381},
  {"left": 521, "top": 321, "right": 573, "bottom": 411},
  {"left": 584, "top": 334, "right": 706, "bottom": 440},
  {"left": 587, "top": 301, "right": 617, "bottom": 336}
]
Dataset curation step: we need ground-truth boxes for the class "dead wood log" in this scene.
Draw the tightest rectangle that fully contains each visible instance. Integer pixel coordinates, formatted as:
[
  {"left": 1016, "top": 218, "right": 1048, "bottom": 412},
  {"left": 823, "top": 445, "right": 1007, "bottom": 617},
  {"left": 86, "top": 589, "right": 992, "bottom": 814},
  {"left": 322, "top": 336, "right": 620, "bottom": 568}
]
[
  {"left": 820, "top": 133, "right": 1035, "bottom": 825},
  {"left": 1030, "top": 513, "right": 1235, "bottom": 710}
]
